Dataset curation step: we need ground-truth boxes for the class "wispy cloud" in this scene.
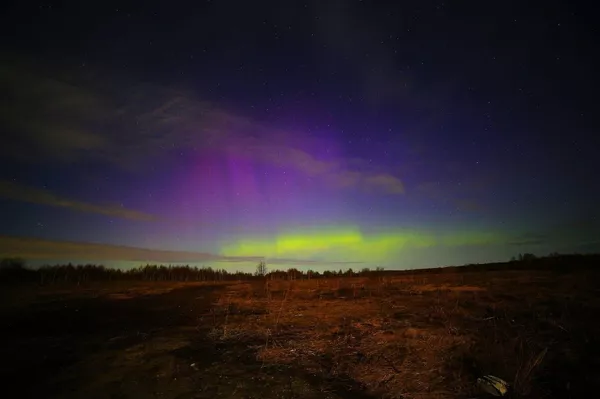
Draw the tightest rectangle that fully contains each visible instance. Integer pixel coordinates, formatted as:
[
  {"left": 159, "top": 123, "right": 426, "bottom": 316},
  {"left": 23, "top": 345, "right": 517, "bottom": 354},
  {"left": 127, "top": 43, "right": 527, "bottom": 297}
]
[
  {"left": 0, "top": 235, "right": 262, "bottom": 263},
  {"left": 226, "top": 141, "right": 405, "bottom": 194},
  {"left": 1, "top": 59, "right": 405, "bottom": 195},
  {"left": 0, "top": 235, "right": 368, "bottom": 267},
  {"left": 0, "top": 180, "right": 158, "bottom": 221},
  {"left": 364, "top": 174, "right": 405, "bottom": 194},
  {"left": 0, "top": 61, "right": 111, "bottom": 164}
]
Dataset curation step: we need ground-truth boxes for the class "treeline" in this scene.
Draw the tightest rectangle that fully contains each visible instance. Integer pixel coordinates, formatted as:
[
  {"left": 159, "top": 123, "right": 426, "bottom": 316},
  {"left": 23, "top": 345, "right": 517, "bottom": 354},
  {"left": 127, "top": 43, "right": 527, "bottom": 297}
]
[
  {"left": 4, "top": 252, "right": 594, "bottom": 284},
  {"left": 263, "top": 266, "right": 385, "bottom": 280},
  {"left": 388, "top": 253, "right": 600, "bottom": 275},
  {"left": 0, "top": 257, "right": 384, "bottom": 285}
]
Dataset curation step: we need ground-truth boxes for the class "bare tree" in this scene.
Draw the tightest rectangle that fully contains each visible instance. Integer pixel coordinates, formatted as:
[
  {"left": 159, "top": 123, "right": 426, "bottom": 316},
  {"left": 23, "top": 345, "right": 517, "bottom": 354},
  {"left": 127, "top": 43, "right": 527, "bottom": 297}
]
[{"left": 255, "top": 260, "right": 267, "bottom": 277}]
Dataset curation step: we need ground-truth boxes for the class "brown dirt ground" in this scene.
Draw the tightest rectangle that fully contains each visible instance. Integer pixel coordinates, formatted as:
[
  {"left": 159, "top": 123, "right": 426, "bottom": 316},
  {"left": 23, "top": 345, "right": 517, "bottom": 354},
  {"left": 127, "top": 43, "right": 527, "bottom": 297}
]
[{"left": 2, "top": 270, "right": 599, "bottom": 398}]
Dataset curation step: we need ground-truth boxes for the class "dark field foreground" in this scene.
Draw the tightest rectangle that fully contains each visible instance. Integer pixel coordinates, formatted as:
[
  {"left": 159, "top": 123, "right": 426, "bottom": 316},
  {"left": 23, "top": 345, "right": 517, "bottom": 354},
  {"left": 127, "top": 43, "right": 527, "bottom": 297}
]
[{"left": 2, "top": 269, "right": 599, "bottom": 398}]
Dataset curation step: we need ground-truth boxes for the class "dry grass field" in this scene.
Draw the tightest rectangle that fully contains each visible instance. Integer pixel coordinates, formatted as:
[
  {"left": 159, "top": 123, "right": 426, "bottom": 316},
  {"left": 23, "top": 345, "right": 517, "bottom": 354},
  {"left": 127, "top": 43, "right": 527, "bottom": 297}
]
[{"left": 2, "top": 267, "right": 599, "bottom": 398}]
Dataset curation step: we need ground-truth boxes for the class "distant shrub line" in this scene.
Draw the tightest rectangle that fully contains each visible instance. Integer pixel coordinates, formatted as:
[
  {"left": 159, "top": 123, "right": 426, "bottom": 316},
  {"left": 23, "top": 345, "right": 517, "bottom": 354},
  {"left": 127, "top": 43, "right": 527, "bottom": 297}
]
[
  {"left": 0, "top": 257, "right": 384, "bottom": 284},
  {"left": 0, "top": 253, "right": 597, "bottom": 284}
]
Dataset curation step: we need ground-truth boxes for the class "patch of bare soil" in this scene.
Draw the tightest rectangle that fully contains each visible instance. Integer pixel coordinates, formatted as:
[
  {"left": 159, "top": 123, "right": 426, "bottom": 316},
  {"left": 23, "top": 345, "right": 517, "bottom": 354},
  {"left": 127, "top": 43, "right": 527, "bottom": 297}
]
[{"left": 1, "top": 270, "right": 599, "bottom": 398}]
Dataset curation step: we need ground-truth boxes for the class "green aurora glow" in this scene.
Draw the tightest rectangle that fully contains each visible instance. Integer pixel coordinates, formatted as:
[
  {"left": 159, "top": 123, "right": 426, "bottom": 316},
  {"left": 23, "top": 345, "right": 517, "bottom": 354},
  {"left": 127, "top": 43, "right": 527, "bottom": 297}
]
[{"left": 219, "top": 226, "right": 508, "bottom": 263}]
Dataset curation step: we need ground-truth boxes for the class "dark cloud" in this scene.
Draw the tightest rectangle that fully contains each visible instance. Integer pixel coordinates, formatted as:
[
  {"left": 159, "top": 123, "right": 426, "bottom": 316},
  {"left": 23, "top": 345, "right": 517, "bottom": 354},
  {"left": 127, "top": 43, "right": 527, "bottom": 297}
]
[
  {"left": 0, "top": 61, "right": 111, "bottom": 164},
  {"left": 0, "top": 235, "right": 262, "bottom": 263},
  {"left": 0, "top": 180, "right": 158, "bottom": 221},
  {"left": 0, "top": 59, "right": 406, "bottom": 195}
]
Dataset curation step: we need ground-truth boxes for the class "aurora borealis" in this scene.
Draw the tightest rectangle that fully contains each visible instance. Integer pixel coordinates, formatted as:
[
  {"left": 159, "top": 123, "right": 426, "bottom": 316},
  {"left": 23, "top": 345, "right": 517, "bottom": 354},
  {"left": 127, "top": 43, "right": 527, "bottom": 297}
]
[{"left": 1, "top": 1, "right": 598, "bottom": 270}]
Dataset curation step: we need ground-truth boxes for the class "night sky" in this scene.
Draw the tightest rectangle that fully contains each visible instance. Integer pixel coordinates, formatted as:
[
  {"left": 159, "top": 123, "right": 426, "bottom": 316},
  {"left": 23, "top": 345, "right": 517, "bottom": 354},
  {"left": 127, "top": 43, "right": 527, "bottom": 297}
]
[{"left": 1, "top": 0, "right": 598, "bottom": 270}]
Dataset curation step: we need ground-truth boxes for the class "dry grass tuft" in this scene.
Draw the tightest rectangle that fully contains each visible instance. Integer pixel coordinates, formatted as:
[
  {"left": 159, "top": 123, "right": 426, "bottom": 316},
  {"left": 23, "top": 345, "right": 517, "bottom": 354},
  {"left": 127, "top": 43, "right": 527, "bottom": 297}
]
[
  {"left": 204, "top": 271, "right": 600, "bottom": 398},
  {"left": 4, "top": 266, "right": 599, "bottom": 398}
]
